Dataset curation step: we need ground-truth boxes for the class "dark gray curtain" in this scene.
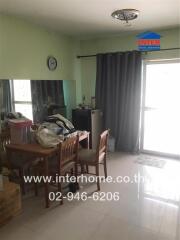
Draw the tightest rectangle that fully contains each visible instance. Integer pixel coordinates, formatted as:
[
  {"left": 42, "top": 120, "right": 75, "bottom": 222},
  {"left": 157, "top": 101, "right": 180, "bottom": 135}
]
[
  {"left": 96, "top": 51, "right": 142, "bottom": 152},
  {"left": 31, "top": 80, "right": 65, "bottom": 123},
  {"left": 2, "top": 80, "right": 12, "bottom": 114}
]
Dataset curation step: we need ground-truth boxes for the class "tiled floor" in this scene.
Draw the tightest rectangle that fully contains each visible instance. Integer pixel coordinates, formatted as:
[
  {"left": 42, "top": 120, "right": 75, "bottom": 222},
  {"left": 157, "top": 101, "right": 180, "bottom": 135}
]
[{"left": 0, "top": 152, "right": 180, "bottom": 240}]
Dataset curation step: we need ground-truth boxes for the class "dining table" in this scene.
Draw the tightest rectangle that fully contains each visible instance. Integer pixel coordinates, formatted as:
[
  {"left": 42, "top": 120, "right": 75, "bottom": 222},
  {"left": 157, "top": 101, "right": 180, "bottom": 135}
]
[{"left": 6, "top": 131, "right": 89, "bottom": 208}]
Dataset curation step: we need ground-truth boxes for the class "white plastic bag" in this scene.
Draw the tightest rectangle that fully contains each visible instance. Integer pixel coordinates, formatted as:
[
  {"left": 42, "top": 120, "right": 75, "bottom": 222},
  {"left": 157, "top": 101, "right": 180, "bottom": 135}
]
[{"left": 36, "top": 126, "right": 64, "bottom": 148}]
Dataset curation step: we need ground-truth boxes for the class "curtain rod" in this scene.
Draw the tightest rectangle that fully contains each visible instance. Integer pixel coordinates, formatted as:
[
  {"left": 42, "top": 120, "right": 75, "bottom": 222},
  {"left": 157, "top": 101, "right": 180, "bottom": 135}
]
[{"left": 77, "top": 47, "right": 180, "bottom": 59}]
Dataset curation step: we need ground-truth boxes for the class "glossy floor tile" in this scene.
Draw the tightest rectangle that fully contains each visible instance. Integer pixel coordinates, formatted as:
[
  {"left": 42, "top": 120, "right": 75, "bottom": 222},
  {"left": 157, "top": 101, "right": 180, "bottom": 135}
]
[{"left": 0, "top": 152, "right": 180, "bottom": 240}]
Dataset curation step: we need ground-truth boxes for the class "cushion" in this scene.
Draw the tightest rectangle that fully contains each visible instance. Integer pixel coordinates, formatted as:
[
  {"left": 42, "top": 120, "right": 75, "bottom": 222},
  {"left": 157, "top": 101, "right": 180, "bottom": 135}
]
[{"left": 78, "top": 149, "right": 96, "bottom": 164}]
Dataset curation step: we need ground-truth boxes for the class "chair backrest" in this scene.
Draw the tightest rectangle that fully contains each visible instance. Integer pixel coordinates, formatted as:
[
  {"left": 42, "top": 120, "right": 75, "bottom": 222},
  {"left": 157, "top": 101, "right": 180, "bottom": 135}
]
[
  {"left": 59, "top": 136, "right": 79, "bottom": 168},
  {"left": 96, "top": 129, "right": 109, "bottom": 162},
  {"left": 0, "top": 128, "right": 11, "bottom": 168}
]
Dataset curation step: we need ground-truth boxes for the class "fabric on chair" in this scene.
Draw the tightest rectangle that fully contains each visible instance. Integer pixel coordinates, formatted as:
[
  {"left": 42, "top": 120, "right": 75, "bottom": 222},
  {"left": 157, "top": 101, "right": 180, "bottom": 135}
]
[
  {"left": 96, "top": 51, "right": 142, "bottom": 152},
  {"left": 78, "top": 149, "right": 96, "bottom": 164},
  {"left": 78, "top": 130, "right": 109, "bottom": 191},
  {"left": 79, "top": 149, "right": 106, "bottom": 164}
]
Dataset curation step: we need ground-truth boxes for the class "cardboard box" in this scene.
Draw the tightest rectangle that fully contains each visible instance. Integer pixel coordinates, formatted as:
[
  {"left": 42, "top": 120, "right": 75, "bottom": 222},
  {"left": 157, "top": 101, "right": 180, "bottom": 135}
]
[{"left": 0, "top": 179, "right": 21, "bottom": 227}]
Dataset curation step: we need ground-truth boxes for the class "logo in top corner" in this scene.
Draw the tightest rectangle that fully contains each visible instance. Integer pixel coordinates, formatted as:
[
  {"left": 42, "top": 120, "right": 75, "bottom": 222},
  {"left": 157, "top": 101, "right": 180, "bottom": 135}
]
[{"left": 137, "top": 31, "right": 161, "bottom": 51}]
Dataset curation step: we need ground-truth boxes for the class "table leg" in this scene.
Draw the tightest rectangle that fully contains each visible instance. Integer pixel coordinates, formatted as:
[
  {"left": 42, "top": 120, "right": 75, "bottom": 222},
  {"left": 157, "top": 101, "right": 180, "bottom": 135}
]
[
  {"left": 85, "top": 134, "right": 89, "bottom": 149},
  {"left": 44, "top": 157, "right": 50, "bottom": 208},
  {"left": 6, "top": 148, "right": 12, "bottom": 170}
]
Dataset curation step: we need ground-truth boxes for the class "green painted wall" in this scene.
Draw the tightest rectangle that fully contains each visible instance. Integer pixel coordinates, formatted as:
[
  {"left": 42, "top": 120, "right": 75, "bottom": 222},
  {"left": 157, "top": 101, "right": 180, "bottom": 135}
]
[
  {"left": 63, "top": 80, "right": 76, "bottom": 120},
  {"left": 1, "top": 14, "right": 179, "bottom": 114},
  {"left": 0, "top": 15, "right": 78, "bottom": 80},
  {"left": 80, "top": 28, "right": 180, "bottom": 104},
  {"left": 0, "top": 14, "right": 82, "bottom": 118}
]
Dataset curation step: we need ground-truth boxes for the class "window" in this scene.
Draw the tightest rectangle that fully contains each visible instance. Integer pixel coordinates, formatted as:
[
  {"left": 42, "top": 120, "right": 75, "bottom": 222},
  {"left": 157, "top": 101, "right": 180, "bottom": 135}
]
[
  {"left": 142, "top": 60, "right": 180, "bottom": 156},
  {"left": 11, "top": 80, "right": 33, "bottom": 120}
]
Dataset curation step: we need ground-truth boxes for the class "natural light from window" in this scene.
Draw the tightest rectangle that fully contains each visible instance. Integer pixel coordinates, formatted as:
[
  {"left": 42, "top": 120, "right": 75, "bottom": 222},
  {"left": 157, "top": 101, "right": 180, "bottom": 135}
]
[
  {"left": 143, "top": 61, "right": 180, "bottom": 156},
  {"left": 12, "top": 80, "right": 33, "bottom": 121}
]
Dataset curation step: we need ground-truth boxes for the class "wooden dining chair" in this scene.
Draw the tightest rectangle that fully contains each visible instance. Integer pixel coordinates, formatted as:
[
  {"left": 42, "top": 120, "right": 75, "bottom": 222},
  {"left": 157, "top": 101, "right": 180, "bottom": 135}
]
[
  {"left": 58, "top": 136, "right": 79, "bottom": 204},
  {"left": 0, "top": 127, "right": 33, "bottom": 194},
  {"left": 78, "top": 129, "right": 109, "bottom": 191},
  {"left": 0, "top": 128, "right": 11, "bottom": 156},
  {"left": 47, "top": 136, "right": 79, "bottom": 205},
  {"left": 0, "top": 128, "right": 11, "bottom": 172}
]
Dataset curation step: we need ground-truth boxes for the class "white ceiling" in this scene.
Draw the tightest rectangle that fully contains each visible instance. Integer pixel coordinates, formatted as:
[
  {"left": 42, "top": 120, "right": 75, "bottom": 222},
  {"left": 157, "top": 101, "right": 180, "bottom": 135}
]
[{"left": 0, "top": 0, "right": 180, "bottom": 37}]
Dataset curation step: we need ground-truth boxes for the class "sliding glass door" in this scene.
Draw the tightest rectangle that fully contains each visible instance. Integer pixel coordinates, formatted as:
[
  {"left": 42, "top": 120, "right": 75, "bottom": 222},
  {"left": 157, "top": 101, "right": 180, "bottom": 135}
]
[{"left": 141, "top": 60, "right": 180, "bottom": 157}]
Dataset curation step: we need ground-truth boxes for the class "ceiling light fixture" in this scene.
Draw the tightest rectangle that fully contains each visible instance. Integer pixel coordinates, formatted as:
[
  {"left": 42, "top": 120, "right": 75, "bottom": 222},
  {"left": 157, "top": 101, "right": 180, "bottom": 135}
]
[{"left": 111, "top": 9, "right": 139, "bottom": 26}]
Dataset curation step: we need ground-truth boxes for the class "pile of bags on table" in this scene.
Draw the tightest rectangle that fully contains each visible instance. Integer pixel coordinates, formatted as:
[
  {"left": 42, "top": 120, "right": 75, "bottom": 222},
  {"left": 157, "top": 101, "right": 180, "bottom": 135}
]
[{"left": 35, "top": 114, "right": 78, "bottom": 148}]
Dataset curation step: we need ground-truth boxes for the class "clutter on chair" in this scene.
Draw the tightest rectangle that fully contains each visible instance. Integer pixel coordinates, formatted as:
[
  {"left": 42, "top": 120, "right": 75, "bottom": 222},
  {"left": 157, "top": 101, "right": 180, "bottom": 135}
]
[{"left": 35, "top": 114, "right": 77, "bottom": 148}]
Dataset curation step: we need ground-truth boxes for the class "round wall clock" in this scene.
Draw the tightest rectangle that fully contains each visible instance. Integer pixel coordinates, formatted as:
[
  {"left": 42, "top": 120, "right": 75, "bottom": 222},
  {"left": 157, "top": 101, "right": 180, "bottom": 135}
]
[{"left": 47, "top": 56, "right": 57, "bottom": 71}]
